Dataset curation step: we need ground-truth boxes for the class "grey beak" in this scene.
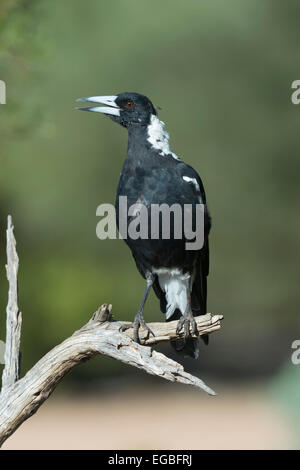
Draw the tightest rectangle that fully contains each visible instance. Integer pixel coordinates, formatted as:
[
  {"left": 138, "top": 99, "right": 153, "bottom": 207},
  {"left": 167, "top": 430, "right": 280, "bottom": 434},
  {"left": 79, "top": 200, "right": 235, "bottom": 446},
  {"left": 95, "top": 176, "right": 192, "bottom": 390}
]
[{"left": 76, "top": 95, "right": 120, "bottom": 116}]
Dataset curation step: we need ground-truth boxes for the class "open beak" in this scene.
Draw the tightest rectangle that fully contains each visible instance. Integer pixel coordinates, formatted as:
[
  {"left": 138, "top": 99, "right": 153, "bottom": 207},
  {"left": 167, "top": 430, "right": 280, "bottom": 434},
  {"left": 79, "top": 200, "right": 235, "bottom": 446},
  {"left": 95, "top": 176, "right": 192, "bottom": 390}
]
[{"left": 76, "top": 95, "right": 120, "bottom": 116}]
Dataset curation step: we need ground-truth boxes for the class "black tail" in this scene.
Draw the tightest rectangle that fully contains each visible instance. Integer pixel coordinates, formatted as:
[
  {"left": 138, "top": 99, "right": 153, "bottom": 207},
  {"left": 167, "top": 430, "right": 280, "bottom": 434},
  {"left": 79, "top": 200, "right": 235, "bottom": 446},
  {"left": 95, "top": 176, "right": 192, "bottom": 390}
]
[
  {"left": 170, "top": 336, "right": 200, "bottom": 359},
  {"left": 152, "top": 276, "right": 208, "bottom": 360},
  {"left": 168, "top": 309, "right": 207, "bottom": 359}
]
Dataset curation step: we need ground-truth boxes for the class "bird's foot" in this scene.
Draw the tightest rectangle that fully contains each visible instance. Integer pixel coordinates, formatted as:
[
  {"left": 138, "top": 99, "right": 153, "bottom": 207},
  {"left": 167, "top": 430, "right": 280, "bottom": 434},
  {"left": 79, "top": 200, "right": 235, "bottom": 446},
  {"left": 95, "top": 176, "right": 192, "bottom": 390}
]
[
  {"left": 133, "top": 312, "right": 155, "bottom": 344},
  {"left": 119, "top": 323, "right": 131, "bottom": 333},
  {"left": 176, "top": 310, "right": 198, "bottom": 341}
]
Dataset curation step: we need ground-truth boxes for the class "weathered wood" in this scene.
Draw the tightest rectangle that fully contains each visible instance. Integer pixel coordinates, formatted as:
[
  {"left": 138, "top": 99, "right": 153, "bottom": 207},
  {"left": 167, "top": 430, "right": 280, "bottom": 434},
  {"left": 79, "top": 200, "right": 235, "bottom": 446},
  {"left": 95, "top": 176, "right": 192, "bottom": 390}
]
[
  {"left": 120, "top": 312, "right": 223, "bottom": 345},
  {"left": 0, "top": 218, "right": 223, "bottom": 448},
  {"left": 1, "top": 216, "right": 22, "bottom": 395}
]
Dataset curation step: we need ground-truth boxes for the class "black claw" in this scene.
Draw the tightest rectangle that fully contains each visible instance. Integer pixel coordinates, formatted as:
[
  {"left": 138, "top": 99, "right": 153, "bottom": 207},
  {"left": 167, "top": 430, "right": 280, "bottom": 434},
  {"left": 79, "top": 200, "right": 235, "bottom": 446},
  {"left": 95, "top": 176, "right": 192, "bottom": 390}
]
[
  {"left": 191, "top": 317, "right": 198, "bottom": 335},
  {"left": 119, "top": 324, "right": 130, "bottom": 333},
  {"left": 184, "top": 319, "right": 189, "bottom": 340},
  {"left": 133, "top": 328, "right": 139, "bottom": 344},
  {"left": 177, "top": 312, "right": 198, "bottom": 342},
  {"left": 140, "top": 318, "right": 155, "bottom": 337},
  {"left": 176, "top": 316, "right": 184, "bottom": 335},
  {"left": 147, "top": 327, "right": 155, "bottom": 337},
  {"left": 133, "top": 313, "right": 155, "bottom": 344}
]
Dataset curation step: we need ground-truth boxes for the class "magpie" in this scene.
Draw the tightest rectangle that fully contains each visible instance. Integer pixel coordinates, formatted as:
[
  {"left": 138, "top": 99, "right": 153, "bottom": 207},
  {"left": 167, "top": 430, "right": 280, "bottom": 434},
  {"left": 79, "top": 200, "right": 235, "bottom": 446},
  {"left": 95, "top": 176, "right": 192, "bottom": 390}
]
[{"left": 76, "top": 92, "right": 211, "bottom": 358}]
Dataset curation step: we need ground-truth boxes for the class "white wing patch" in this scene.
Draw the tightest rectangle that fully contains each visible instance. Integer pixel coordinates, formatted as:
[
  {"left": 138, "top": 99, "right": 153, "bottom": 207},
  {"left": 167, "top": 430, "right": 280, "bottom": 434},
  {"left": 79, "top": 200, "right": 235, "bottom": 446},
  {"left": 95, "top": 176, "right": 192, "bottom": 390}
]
[
  {"left": 153, "top": 267, "right": 191, "bottom": 319},
  {"left": 182, "top": 176, "right": 200, "bottom": 192},
  {"left": 147, "top": 114, "right": 180, "bottom": 160}
]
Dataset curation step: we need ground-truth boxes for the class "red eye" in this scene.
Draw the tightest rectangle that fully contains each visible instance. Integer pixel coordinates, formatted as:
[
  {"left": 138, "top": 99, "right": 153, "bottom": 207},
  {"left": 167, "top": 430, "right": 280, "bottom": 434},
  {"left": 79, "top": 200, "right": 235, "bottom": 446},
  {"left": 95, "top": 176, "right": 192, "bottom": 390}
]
[{"left": 125, "top": 100, "right": 134, "bottom": 109}]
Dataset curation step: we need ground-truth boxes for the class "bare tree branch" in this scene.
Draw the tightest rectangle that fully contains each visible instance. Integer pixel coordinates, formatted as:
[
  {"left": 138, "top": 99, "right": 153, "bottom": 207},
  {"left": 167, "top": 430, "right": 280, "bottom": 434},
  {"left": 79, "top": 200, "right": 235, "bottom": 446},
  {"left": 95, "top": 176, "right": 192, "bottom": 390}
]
[
  {"left": 120, "top": 313, "right": 223, "bottom": 346},
  {"left": 0, "top": 217, "right": 223, "bottom": 448},
  {"left": 1, "top": 216, "right": 22, "bottom": 395}
]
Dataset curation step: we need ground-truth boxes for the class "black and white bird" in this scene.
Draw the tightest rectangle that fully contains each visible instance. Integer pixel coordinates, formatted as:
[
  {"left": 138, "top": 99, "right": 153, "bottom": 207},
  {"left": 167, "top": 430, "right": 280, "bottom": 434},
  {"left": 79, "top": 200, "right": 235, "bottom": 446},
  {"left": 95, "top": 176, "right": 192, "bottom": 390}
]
[{"left": 77, "top": 92, "right": 211, "bottom": 358}]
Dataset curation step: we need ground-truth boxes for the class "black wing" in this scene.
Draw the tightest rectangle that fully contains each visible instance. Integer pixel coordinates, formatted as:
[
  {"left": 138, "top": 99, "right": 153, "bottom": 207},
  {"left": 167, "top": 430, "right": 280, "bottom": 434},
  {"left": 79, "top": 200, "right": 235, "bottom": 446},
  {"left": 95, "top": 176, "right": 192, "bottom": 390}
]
[{"left": 153, "top": 160, "right": 211, "bottom": 318}]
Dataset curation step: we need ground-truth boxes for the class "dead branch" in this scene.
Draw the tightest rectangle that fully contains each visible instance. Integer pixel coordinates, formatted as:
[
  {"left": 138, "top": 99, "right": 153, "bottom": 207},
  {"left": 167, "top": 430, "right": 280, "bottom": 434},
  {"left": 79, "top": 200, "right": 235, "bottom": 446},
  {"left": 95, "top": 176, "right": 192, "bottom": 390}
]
[
  {"left": 0, "top": 217, "right": 223, "bottom": 448},
  {"left": 1, "top": 216, "right": 22, "bottom": 395}
]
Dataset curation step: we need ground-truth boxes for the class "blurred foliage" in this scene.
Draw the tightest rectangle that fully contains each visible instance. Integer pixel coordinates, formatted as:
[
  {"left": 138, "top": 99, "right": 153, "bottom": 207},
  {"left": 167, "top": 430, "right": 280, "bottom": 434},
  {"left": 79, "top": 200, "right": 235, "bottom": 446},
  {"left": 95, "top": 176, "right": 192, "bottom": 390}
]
[
  {"left": 0, "top": 0, "right": 49, "bottom": 138},
  {"left": 0, "top": 0, "right": 299, "bottom": 381}
]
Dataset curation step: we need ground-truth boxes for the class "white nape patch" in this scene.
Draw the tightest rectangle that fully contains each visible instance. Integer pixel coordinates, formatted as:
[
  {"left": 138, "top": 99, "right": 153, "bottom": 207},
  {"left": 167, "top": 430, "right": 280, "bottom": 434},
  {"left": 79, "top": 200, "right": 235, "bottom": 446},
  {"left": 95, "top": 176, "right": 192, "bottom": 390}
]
[
  {"left": 147, "top": 114, "right": 180, "bottom": 160},
  {"left": 183, "top": 176, "right": 200, "bottom": 192},
  {"left": 153, "top": 268, "right": 191, "bottom": 319}
]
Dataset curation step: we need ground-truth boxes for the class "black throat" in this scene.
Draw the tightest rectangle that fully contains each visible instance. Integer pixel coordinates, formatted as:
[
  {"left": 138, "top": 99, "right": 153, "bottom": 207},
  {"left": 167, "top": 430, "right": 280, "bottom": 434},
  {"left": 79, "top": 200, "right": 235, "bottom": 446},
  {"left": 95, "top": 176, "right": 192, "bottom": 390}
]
[{"left": 126, "top": 124, "right": 150, "bottom": 160}]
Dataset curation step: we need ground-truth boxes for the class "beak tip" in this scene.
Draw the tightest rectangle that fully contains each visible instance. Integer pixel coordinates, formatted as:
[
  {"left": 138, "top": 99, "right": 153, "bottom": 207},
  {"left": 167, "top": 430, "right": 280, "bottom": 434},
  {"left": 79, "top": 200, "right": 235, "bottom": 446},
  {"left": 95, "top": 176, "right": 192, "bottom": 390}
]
[{"left": 74, "top": 96, "right": 120, "bottom": 116}]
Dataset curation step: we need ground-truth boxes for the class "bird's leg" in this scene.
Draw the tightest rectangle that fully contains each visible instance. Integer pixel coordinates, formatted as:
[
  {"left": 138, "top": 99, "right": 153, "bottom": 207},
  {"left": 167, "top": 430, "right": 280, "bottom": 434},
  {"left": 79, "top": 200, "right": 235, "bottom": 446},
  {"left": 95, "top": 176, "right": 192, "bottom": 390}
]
[
  {"left": 133, "top": 272, "right": 155, "bottom": 343},
  {"left": 176, "top": 291, "right": 198, "bottom": 341}
]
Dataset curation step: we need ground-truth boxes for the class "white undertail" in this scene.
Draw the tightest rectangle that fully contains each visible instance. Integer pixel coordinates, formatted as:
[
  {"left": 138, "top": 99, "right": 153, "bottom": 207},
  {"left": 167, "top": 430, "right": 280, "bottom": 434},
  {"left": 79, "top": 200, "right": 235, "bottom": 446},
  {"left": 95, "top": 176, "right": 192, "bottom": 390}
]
[{"left": 153, "top": 268, "right": 191, "bottom": 319}]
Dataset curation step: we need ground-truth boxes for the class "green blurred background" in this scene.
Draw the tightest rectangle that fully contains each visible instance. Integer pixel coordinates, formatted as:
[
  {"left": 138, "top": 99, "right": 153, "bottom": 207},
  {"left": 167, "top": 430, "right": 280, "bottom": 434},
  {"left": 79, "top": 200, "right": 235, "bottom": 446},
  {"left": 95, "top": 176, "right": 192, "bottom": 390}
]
[{"left": 1, "top": 0, "right": 300, "bottom": 449}]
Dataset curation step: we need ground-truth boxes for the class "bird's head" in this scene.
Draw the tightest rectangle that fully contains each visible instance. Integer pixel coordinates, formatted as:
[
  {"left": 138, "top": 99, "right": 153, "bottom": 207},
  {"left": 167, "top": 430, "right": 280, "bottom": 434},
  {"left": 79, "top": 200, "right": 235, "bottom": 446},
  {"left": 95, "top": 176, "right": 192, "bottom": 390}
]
[{"left": 76, "top": 92, "right": 157, "bottom": 128}]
